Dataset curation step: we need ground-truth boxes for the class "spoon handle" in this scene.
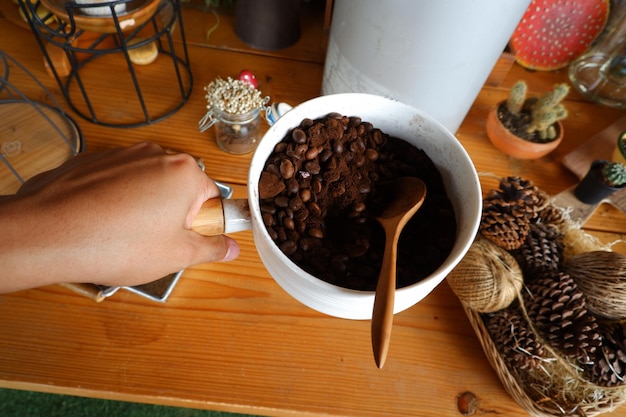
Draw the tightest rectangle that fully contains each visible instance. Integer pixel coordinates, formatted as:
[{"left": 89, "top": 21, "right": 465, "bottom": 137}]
[{"left": 371, "top": 226, "right": 400, "bottom": 369}]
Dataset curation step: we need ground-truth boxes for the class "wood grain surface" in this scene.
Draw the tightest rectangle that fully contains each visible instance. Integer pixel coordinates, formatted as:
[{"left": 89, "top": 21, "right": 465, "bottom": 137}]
[{"left": 2, "top": 2, "right": 626, "bottom": 416}]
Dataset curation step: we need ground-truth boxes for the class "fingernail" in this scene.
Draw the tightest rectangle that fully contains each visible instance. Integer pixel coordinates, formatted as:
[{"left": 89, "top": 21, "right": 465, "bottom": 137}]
[{"left": 222, "top": 238, "right": 240, "bottom": 262}]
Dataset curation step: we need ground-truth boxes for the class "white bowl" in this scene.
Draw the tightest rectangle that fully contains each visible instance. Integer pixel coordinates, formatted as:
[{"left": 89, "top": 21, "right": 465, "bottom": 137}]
[{"left": 248, "top": 93, "right": 481, "bottom": 319}]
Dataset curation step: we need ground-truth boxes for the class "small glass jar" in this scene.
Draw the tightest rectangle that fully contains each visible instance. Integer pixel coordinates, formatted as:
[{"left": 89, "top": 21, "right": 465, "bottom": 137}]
[{"left": 199, "top": 104, "right": 263, "bottom": 155}]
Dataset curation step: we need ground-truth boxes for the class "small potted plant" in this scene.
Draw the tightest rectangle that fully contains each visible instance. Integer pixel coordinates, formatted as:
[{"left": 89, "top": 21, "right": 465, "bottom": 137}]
[
  {"left": 486, "top": 80, "right": 570, "bottom": 160},
  {"left": 574, "top": 160, "right": 626, "bottom": 204}
]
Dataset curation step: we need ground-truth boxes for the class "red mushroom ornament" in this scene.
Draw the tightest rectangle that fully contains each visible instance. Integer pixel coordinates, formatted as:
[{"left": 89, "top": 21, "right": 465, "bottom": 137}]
[{"left": 510, "top": 0, "right": 609, "bottom": 71}]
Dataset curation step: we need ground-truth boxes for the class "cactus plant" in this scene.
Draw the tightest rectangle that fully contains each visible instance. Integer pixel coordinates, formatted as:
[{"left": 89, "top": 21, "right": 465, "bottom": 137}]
[
  {"left": 602, "top": 161, "right": 626, "bottom": 188},
  {"left": 503, "top": 80, "right": 570, "bottom": 142}
]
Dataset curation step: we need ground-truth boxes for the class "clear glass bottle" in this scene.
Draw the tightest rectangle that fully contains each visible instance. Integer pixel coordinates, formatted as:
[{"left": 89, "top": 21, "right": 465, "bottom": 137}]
[
  {"left": 569, "top": 1, "right": 626, "bottom": 108},
  {"left": 199, "top": 105, "right": 263, "bottom": 155}
]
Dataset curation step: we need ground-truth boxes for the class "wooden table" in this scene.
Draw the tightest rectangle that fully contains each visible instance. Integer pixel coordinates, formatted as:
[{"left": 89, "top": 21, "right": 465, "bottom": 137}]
[{"left": 2, "top": 3, "right": 626, "bottom": 416}]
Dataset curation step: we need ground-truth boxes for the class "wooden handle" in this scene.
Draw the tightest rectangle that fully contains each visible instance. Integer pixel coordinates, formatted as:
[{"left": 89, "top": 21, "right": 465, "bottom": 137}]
[
  {"left": 191, "top": 198, "right": 225, "bottom": 236},
  {"left": 371, "top": 229, "right": 398, "bottom": 369}
]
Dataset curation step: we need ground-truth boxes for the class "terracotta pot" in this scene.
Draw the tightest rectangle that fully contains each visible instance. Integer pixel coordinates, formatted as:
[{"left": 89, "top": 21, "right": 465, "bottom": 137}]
[{"left": 485, "top": 103, "right": 564, "bottom": 160}]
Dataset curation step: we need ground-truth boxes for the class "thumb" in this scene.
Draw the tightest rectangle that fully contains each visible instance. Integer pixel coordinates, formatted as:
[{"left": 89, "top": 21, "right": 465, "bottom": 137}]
[{"left": 186, "top": 234, "right": 240, "bottom": 266}]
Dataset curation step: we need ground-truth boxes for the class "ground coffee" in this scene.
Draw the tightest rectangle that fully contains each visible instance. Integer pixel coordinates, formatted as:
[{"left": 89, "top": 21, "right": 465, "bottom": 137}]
[{"left": 258, "top": 112, "right": 456, "bottom": 291}]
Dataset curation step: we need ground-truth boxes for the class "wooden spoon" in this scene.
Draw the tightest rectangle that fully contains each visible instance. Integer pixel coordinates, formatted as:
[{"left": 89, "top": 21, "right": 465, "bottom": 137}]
[{"left": 371, "top": 177, "right": 427, "bottom": 368}]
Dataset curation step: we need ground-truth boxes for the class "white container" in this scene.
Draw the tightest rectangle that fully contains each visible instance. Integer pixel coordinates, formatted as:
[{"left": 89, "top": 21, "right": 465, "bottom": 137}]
[
  {"left": 322, "top": 0, "right": 531, "bottom": 134},
  {"left": 247, "top": 93, "right": 482, "bottom": 319}
]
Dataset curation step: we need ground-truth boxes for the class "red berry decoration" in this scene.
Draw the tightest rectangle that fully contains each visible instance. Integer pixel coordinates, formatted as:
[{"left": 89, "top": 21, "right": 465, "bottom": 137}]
[
  {"left": 238, "top": 69, "right": 258, "bottom": 88},
  {"left": 510, "top": 0, "right": 609, "bottom": 71}
]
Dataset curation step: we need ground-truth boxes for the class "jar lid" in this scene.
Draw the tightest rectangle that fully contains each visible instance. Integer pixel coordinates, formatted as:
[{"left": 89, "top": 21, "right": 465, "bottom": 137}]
[{"left": 0, "top": 101, "right": 83, "bottom": 194}]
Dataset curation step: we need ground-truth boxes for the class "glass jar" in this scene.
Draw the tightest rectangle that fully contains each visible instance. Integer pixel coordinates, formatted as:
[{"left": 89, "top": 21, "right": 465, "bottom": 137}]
[
  {"left": 569, "top": 1, "right": 626, "bottom": 108},
  {"left": 199, "top": 105, "right": 263, "bottom": 155}
]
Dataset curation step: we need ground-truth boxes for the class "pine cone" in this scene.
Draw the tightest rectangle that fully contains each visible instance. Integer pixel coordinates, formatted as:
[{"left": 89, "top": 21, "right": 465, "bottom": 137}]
[
  {"left": 585, "top": 322, "right": 626, "bottom": 387},
  {"left": 480, "top": 197, "right": 531, "bottom": 250},
  {"left": 480, "top": 176, "right": 547, "bottom": 250},
  {"left": 523, "top": 270, "right": 602, "bottom": 364},
  {"left": 513, "top": 222, "right": 563, "bottom": 277},
  {"left": 498, "top": 176, "right": 549, "bottom": 216},
  {"left": 486, "top": 305, "right": 547, "bottom": 371},
  {"left": 536, "top": 204, "right": 566, "bottom": 228}
]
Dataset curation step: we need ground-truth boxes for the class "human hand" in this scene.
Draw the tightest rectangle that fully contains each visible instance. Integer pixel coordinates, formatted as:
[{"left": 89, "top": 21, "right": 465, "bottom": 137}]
[{"left": 0, "top": 142, "right": 240, "bottom": 293}]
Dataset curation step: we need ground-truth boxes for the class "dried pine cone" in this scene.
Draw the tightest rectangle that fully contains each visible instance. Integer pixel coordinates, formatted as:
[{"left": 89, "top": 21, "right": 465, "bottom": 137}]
[
  {"left": 585, "top": 321, "right": 626, "bottom": 387},
  {"left": 523, "top": 270, "right": 602, "bottom": 365},
  {"left": 536, "top": 204, "right": 566, "bottom": 228},
  {"left": 498, "top": 176, "right": 549, "bottom": 215},
  {"left": 486, "top": 305, "right": 547, "bottom": 371},
  {"left": 480, "top": 197, "right": 531, "bottom": 250},
  {"left": 480, "top": 176, "right": 546, "bottom": 250},
  {"left": 513, "top": 222, "right": 563, "bottom": 278}
]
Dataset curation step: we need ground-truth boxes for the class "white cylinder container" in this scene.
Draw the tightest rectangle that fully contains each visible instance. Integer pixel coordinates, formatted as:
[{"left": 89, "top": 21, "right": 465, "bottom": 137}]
[{"left": 322, "top": 0, "right": 531, "bottom": 134}]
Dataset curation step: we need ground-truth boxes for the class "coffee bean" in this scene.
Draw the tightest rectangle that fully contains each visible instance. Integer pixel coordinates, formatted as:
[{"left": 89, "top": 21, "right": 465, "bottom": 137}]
[
  {"left": 274, "top": 142, "right": 287, "bottom": 153},
  {"left": 300, "top": 118, "right": 314, "bottom": 128},
  {"left": 295, "top": 144, "right": 308, "bottom": 158},
  {"left": 280, "top": 240, "right": 298, "bottom": 256},
  {"left": 280, "top": 159, "right": 295, "bottom": 179},
  {"left": 346, "top": 240, "right": 369, "bottom": 258},
  {"left": 289, "top": 196, "right": 304, "bottom": 211},
  {"left": 295, "top": 220, "right": 307, "bottom": 233},
  {"left": 261, "top": 204, "right": 277, "bottom": 214},
  {"left": 292, "top": 128, "right": 307, "bottom": 144},
  {"left": 262, "top": 212, "right": 274, "bottom": 227},
  {"left": 311, "top": 177, "right": 323, "bottom": 193},
  {"left": 300, "top": 188, "right": 311, "bottom": 203},
  {"left": 308, "top": 202, "right": 322, "bottom": 217},
  {"left": 299, "top": 237, "right": 312, "bottom": 251},
  {"left": 457, "top": 391, "right": 478, "bottom": 416},
  {"left": 319, "top": 149, "right": 332, "bottom": 163},
  {"left": 276, "top": 210, "right": 286, "bottom": 225},
  {"left": 305, "top": 147, "right": 320, "bottom": 160},
  {"left": 265, "top": 163, "right": 280, "bottom": 177},
  {"left": 365, "top": 148, "right": 379, "bottom": 161},
  {"left": 352, "top": 201, "right": 366, "bottom": 212},
  {"left": 332, "top": 140, "right": 344, "bottom": 154},
  {"left": 275, "top": 195, "right": 289, "bottom": 208},
  {"left": 284, "top": 217, "right": 295, "bottom": 230},
  {"left": 267, "top": 226, "right": 278, "bottom": 241},
  {"left": 284, "top": 178, "right": 298, "bottom": 195},
  {"left": 309, "top": 228, "right": 324, "bottom": 239},
  {"left": 350, "top": 138, "right": 366, "bottom": 153},
  {"left": 372, "top": 129, "right": 383, "bottom": 145}
]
